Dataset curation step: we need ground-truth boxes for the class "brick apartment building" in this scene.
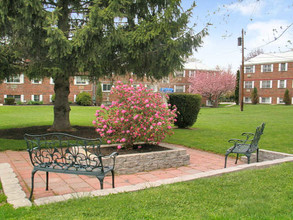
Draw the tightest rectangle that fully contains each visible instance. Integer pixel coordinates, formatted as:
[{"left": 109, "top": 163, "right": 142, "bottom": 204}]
[
  {"left": 243, "top": 51, "right": 293, "bottom": 104},
  {"left": 0, "top": 60, "right": 215, "bottom": 105}
]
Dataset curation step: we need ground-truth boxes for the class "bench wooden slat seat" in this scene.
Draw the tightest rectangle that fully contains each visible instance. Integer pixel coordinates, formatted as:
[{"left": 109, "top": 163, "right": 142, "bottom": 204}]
[
  {"left": 224, "top": 123, "right": 265, "bottom": 168},
  {"left": 24, "top": 133, "right": 118, "bottom": 201}
]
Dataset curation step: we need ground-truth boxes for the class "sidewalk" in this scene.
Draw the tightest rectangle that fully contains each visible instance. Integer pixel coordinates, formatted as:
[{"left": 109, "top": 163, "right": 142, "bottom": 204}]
[{"left": 0, "top": 145, "right": 242, "bottom": 200}]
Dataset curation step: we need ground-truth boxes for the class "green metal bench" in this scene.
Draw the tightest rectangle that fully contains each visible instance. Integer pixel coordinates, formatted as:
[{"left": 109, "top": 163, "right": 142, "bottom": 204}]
[
  {"left": 24, "top": 133, "right": 118, "bottom": 201},
  {"left": 224, "top": 123, "right": 265, "bottom": 168}
]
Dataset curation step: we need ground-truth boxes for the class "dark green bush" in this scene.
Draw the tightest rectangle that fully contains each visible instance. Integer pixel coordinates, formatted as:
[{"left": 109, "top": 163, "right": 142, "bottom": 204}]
[
  {"left": 27, "top": 101, "right": 43, "bottom": 105},
  {"left": 251, "top": 87, "right": 258, "bottom": 104},
  {"left": 283, "top": 89, "right": 291, "bottom": 105},
  {"left": 168, "top": 93, "right": 202, "bottom": 128},
  {"left": 51, "top": 94, "right": 55, "bottom": 102},
  {"left": 4, "top": 98, "right": 15, "bottom": 105},
  {"left": 76, "top": 92, "right": 92, "bottom": 106}
]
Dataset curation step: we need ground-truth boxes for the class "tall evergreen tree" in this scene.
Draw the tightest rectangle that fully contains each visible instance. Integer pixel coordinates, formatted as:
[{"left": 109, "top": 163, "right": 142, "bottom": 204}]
[
  {"left": 283, "top": 89, "right": 291, "bottom": 105},
  {"left": 96, "top": 81, "right": 103, "bottom": 106},
  {"left": 0, "top": 0, "right": 207, "bottom": 131},
  {"left": 251, "top": 87, "right": 258, "bottom": 104}
]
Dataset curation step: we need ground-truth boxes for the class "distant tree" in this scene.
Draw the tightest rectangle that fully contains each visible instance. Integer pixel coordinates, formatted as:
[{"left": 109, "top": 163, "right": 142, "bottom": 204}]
[
  {"left": 245, "top": 49, "right": 264, "bottom": 61},
  {"left": 251, "top": 87, "right": 258, "bottom": 104},
  {"left": 0, "top": 0, "right": 207, "bottom": 131},
  {"left": 96, "top": 81, "right": 103, "bottom": 106},
  {"left": 234, "top": 70, "right": 240, "bottom": 105},
  {"left": 283, "top": 89, "right": 291, "bottom": 105},
  {"left": 189, "top": 69, "right": 236, "bottom": 107}
]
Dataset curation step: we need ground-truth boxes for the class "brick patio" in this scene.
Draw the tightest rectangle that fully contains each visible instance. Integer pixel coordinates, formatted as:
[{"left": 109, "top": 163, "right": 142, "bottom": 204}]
[{"left": 0, "top": 146, "right": 242, "bottom": 200}]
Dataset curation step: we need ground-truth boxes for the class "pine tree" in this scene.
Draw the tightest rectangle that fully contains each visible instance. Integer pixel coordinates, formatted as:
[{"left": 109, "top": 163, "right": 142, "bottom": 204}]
[
  {"left": 251, "top": 87, "right": 258, "bottom": 104},
  {"left": 0, "top": 0, "right": 207, "bottom": 131},
  {"left": 283, "top": 89, "right": 291, "bottom": 105}
]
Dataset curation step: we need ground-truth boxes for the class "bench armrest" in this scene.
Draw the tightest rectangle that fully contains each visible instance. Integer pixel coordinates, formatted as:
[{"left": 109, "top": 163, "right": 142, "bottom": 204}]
[
  {"left": 228, "top": 138, "right": 246, "bottom": 145},
  {"left": 102, "top": 152, "right": 119, "bottom": 159},
  {"left": 241, "top": 132, "right": 254, "bottom": 142}
]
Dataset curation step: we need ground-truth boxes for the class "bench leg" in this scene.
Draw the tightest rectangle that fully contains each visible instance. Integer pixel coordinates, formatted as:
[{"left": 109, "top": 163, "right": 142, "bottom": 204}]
[
  {"left": 247, "top": 155, "right": 251, "bottom": 164},
  {"left": 235, "top": 153, "right": 239, "bottom": 164},
  {"left": 46, "top": 172, "right": 49, "bottom": 191},
  {"left": 224, "top": 155, "right": 228, "bottom": 168},
  {"left": 111, "top": 170, "right": 115, "bottom": 188},
  {"left": 29, "top": 170, "right": 37, "bottom": 201},
  {"left": 97, "top": 177, "right": 104, "bottom": 189}
]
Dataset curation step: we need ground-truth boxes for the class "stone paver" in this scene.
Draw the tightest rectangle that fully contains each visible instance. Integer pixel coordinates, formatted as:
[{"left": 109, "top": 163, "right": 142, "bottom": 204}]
[{"left": 1, "top": 145, "right": 292, "bottom": 207}]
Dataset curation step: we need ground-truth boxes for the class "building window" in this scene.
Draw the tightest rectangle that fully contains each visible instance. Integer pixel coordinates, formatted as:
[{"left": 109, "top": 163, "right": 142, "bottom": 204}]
[
  {"left": 279, "top": 63, "right": 288, "bottom": 71},
  {"left": 260, "top": 80, "right": 272, "bottom": 88},
  {"left": 74, "top": 76, "right": 89, "bottom": 85},
  {"left": 277, "top": 97, "right": 284, "bottom": 104},
  {"left": 261, "top": 64, "right": 273, "bottom": 72},
  {"left": 5, "top": 74, "right": 24, "bottom": 84},
  {"left": 174, "top": 85, "right": 185, "bottom": 93},
  {"left": 174, "top": 71, "right": 185, "bottom": 77},
  {"left": 32, "top": 95, "right": 42, "bottom": 102},
  {"left": 102, "top": 84, "right": 112, "bottom": 92},
  {"left": 50, "top": 77, "right": 55, "bottom": 84},
  {"left": 146, "top": 84, "right": 158, "bottom": 92},
  {"left": 31, "top": 78, "right": 42, "bottom": 84},
  {"left": 161, "top": 77, "right": 169, "bottom": 83},
  {"left": 259, "top": 97, "right": 271, "bottom": 104},
  {"left": 244, "top": 81, "right": 254, "bottom": 89},
  {"left": 244, "top": 97, "right": 252, "bottom": 103},
  {"left": 6, "top": 95, "right": 21, "bottom": 103},
  {"left": 278, "top": 80, "right": 287, "bottom": 89},
  {"left": 244, "top": 65, "right": 255, "bottom": 73},
  {"left": 189, "top": 70, "right": 195, "bottom": 77}
]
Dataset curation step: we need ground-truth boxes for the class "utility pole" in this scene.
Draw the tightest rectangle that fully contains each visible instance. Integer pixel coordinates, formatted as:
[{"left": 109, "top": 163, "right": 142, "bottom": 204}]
[{"left": 238, "top": 29, "right": 245, "bottom": 111}]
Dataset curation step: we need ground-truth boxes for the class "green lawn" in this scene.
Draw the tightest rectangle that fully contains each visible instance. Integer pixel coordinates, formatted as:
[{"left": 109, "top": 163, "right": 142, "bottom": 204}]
[
  {"left": 1, "top": 104, "right": 292, "bottom": 154},
  {"left": 1, "top": 162, "right": 292, "bottom": 219}
]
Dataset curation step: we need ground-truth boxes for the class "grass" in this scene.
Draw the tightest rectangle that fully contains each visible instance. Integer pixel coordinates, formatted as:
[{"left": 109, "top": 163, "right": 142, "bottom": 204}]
[
  {"left": 0, "top": 162, "right": 292, "bottom": 219},
  {"left": 2, "top": 104, "right": 292, "bottom": 154}
]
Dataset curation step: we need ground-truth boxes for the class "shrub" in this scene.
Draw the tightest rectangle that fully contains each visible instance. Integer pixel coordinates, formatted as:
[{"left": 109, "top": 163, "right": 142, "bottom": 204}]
[
  {"left": 168, "top": 94, "right": 201, "bottom": 128},
  {"left": 4, "top": 98, "right": 15, "bottom": 105},
  {"left": 51, "top": 94, "right": 55, "bottom": 102},
  {"left": 93, "top": 79, "right": 177, "bottom": 149},
  {"left": 251, "top": 87, "right": 258, "bottom": 104},
  {"left": 76, "top": 92, "right": 92, "bottom": 106},
  {"left": 27, "top": 101, "right": 43, "bottom": 105},
  {"left": 283, "top": 89, "right": 291, "bottom": 105}
]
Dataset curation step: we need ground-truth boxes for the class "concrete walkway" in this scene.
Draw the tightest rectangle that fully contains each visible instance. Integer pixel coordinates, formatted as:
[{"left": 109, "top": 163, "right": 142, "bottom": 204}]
[{"left": 2, "top": 144, "right": 292, "bottom": 208}]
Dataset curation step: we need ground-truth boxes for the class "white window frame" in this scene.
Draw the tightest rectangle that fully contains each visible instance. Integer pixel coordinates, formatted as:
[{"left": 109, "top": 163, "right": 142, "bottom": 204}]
[
  {"left": 243, "top": 97, "right": 252, "bottom": 103},
  {"left": 259, "top": 97, "right": 272, "bottom": 104},
  {"left": 189, "top": 70, "right": 196, "bottom": 77},
  {"left": 260, "top": 80, "right": 272, "bottom": 89},
  {"left": 277, "top": 80, "right": 287, "bottom": 89},
  {"left": 277, "top": 97, "right": 285, "bottom": 104},
  {"left": 50, "top": 77, "right": 55, "bottom": 84},
  {"left": 102, "top": 83, "right": 112, "bottom": 92},
  {"left": 174, "top": 70, "right": 185, "bottom": 77},
  {"left": 31, "top": 78, "right": 42, "bottom": 84},
  {"left": 261, "top": 64, "right": 273, "bottom": 72},
  {"left": 161, "top": 77, "right": 169, "bottom": 83},
  {"left": 74, "top": 76, "right": 89, "bottom": 85},
  {"left": 5, "top": 95, "right": 22, "bottom": 103},
  {"left": 278, "top": 63, "right": 288, "bottom": 71},
  {"left": 74, "top": 95, "right": 77, "bottom": 103},
  {"left": 244, "top": 81, "right": 254, "bottom": 89},
  {"left": 31, "top": 95, "right": 43, "bottom": 102},
  {"left": 174, "top": 85, "right": 185, "bottom": 93},
  {"left": 4, "top": 74, "right": 24, "bottom": 84},
  {"left": 244, "top": 65, "right": 255, "bottom": 73}
]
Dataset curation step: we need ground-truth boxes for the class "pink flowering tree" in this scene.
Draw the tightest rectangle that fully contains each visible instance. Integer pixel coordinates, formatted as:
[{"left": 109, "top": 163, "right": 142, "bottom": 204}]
[
  {"left": 93, "top": 79, "right": 177, "bottom": 149},
  {"left": 189, "top": 70, "right": 236, "bottom": 107}
]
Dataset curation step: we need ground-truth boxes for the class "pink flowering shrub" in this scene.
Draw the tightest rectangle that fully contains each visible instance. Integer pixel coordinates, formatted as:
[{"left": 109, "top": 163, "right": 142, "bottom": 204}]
[{"left": 93, "top": 80, "right": 177, "bottom": 149}]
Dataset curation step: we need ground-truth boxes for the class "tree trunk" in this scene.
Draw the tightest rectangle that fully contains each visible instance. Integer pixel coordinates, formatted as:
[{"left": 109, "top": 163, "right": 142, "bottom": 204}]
[{"left": 49, "top": 75, "right": 72, "bottom": 131}]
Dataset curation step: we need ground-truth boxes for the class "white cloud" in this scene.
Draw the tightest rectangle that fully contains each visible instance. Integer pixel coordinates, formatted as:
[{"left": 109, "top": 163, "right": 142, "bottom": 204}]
[
  {"left": 246, "top": 19, "right": 292, "bottom": 51},
  {"left": 225, "top": 0, "right": 266, "bottom": 17}
]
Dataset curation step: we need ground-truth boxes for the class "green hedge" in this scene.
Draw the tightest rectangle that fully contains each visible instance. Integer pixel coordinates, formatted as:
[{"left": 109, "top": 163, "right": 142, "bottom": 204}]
[
  {"left": 4, "top": 98, "right": 15, "bottom": 105},
  {"left": 76, "top": 92, "right": 92, "bottom": 106},
  {"left": 168, "top": 93, "right": 202, "bottom": 128}
]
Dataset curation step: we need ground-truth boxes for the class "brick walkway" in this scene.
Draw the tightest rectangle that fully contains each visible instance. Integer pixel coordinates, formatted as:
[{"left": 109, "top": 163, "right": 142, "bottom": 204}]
[{"left": 0, "top": 146, "right": 242, "bottom": 200}]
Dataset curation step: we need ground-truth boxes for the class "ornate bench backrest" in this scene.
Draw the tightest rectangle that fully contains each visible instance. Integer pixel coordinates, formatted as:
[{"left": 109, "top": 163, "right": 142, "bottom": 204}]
[
  {"left": 249, "top": 123, "right": 265, "bottom": 153},
  {"left": 24, "top": 133, "right": 103, "bottom": 172}
]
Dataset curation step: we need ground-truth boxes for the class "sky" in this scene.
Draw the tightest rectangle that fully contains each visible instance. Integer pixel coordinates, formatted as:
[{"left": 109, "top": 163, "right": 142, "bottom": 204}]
[{"left": 181, "top": 0, "right": 293, "bottom": 72}]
